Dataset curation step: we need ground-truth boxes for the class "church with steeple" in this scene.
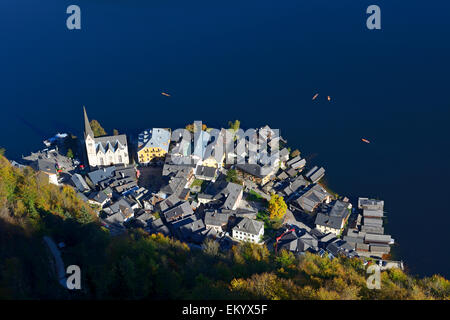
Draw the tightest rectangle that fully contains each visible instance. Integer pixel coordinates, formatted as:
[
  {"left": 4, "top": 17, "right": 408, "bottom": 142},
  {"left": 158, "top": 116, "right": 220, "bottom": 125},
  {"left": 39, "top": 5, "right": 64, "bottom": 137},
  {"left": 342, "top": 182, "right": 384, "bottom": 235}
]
[{"left": 83, "top": 107, "right": 130, "bottom": 168}]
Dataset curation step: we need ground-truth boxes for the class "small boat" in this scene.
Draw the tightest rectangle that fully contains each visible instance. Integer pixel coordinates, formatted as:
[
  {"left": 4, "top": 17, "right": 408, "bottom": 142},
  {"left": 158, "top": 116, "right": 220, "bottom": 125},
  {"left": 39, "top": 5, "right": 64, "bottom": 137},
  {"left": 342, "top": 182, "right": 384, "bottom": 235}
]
[
  {"left": 312, "top": 93, "right": 319, "bottom": 100},
  {"left": 362, "top": 138, "right": 370, "bottom": 144},
  {"left": 161, "top": 92, "right": 171, "bottom": 97},
  {"left": 327, "top": 96, "right": 331, "bottom": 101}
]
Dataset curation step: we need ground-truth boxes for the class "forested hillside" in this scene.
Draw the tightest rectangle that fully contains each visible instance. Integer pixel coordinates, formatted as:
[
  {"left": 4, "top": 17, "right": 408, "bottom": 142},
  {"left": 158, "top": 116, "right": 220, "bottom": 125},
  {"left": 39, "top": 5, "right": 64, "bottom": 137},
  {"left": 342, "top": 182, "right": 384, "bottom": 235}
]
[{"left": 0, "top": 154, "right": 449, "bottom": 300}]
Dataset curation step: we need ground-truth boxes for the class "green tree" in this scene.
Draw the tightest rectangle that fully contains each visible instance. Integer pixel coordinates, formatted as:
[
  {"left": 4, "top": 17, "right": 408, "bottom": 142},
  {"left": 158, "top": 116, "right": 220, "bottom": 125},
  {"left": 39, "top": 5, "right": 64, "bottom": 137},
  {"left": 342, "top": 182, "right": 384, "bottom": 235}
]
[
  {"left": 66, "top": 149, "right": 74, "bottom": 159},
  {"left": 0, "top": 148, "right": 5, "bottom": 156},
  {"left": 226, "top": 169, "right": 242, "bottom": 184},
  {"left": 113, "top": 129, "right": 119, "bottom": 136},
  {"left": 228, "top": 120, "right": 240, "bottom": 131},
  {"left": 268, "top": 193, "right": 287, "bottom": 220},
  {"left": 90, "top": 120, "right": 107, "bottom": 137},
  {"left": 202, "top": 239, "right": 219, "bottom": 256}
]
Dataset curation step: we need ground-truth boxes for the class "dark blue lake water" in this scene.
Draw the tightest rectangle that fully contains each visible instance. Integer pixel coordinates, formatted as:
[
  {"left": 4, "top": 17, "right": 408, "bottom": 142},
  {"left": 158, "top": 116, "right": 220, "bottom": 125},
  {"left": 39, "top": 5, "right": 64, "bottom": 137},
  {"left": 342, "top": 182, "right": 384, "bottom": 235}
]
[{"left": 1, "top": 0, "right": 449, "bottom": 278}]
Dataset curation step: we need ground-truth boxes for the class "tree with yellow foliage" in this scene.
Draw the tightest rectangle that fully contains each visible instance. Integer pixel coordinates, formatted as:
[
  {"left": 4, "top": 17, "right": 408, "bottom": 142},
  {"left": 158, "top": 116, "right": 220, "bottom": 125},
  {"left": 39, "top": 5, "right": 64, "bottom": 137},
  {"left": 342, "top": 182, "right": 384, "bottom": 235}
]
[{"left": 268, "top": 193, "right": 287, "bottom": 220}]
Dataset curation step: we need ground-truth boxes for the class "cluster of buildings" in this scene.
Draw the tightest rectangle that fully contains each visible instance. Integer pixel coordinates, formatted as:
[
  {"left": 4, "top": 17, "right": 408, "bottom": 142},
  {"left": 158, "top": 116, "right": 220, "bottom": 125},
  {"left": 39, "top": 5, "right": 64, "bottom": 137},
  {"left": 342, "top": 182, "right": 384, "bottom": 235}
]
[
  {"left": 343, "top": 198, "right": 394, "bottom": 258},
  {"left": 14, "top": 108, "right": 398, "bottom": 268}
]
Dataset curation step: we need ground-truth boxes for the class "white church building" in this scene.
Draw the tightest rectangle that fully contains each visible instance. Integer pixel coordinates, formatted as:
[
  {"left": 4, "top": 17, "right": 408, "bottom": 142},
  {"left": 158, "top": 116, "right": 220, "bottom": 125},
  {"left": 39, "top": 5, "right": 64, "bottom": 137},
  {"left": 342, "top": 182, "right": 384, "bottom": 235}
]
[{"left": 83, "top": 107, "right": 130, "bottom": 168}]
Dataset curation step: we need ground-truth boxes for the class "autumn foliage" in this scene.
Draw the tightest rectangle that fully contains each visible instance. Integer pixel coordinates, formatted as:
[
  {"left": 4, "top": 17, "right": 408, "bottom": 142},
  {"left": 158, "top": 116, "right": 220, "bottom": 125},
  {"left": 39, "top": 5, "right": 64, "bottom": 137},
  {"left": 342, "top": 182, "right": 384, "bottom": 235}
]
[{"left": 0, "top": 154, "right": 449, "bottom": 300}]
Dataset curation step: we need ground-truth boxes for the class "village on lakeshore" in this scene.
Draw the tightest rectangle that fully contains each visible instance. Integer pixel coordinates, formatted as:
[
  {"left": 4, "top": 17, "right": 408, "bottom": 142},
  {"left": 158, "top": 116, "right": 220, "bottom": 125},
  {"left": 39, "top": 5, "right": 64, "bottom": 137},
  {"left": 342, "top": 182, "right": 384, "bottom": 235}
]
[{"left": 14, "top": 107, "right": 402, "bottom": 270}]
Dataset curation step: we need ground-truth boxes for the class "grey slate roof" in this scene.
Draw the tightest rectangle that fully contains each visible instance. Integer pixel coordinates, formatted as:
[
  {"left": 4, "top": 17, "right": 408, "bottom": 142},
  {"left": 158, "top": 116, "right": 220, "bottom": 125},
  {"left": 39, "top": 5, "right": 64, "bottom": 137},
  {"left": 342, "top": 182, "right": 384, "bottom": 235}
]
[
  {"left": 71, "top": 173, "right": 90, "bottom": 192},
  {"left": 358, "top": 198, "right": 384, "bottom": 210},
  {"left": 283, "top": 176, "right": 309, "bottom": 196},
  {"left": 88, "top": 190, "right": 109, "bottom": 204},
  {"left": 103, "top": 211, "right": 125, "bottom": 226},
  {"left": 88, "top": 166, "right": 116, "bottom": 185},
  {"left": 33, "top": 159, "right": 57, "bottom": 174},
  {"left": 291, "top": 159, "right": 306, "bottom": 169},
  {"left": 315, "top": 200, "right": 350, "bottom": 230},
  {"left": 286, "top": 155, "right": 301, "bottom": 167},
  {"left": 236, "top": 163, "right": 275, "bottom": 179},
  {"left": 295, "top": 184, "right": 330, "bottom": 212},
  {"left": 306, "top": 167, "right": 325, "bottom": 182},
  {"left": 105, "top": 197, "right": 134, "bottom": 219},
  {"left": 233, "top": 217, "right": 264, "bottom": 235},
  {"left": 199, "top": 180, "right": 243, "bottom": 209},
  {"left": 204, "top": 211, "right": 231, "bottom": 227},
  {"left": 363, "top": 209, "right": 384, "bottom": 218},
  {"left": 365, "top": 233, "right": 393, "bottom": 244},
  {"left": 277, "top": 171, "right": 289, "bottom": 180},
  {"left": 286, "top": 168, "right": 298, "bottom": 177},
  {"left": 278, "top": 230, "right": 319, "bottom": 254},
  {"left": 163, "top": 201, "right": 193, "bottom": 222},
  {"left": 363, "top": 217, "right": 383, "bottom": 227},
  {"left": 360, "top": 225, "right": 384, "bottom": 234},
  {"left": 222, "top": 183, "right": 243, "bottom": 210},
  {"left": 195, "top": 165, "right": 217, "bottom": 179}
]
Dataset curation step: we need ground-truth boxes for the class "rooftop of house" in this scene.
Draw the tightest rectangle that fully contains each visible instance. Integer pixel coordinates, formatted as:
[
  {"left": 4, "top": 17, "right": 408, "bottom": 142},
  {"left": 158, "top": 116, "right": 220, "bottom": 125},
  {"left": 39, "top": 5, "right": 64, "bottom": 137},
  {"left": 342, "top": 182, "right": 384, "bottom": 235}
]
[
  {"left": 286, "top": 155, "right": 301, "bottom": 167},
  {"left": 163, "top": 201, "right": 193, "bottom": 221},
  {"left": 305, "top": 166, "right": 325, "bottom": 182},
  {"left": 33, "top": 158, "right": 57, "bottom": 175},
  {"left": 315, "top": 200, "right": 351, "bottom": 229},
  {"left": 204, "top": 211, "right": 231, "bottom": 227},
  {"left": 294, "top": 184, "right": 331, "bottom": 212},
  {"left": 283, "top": 175, "right": 309, "bottom": 196},
  {"left": 105, "top": 197, "right": 134, "bottom": 218},
  {"left": 233, "top": 217, "right": 264, "bottom": 235},
  {"left": 162, "top": 161, "right": 194, "bottom": 177},
  {"left": 235, "top": 163, "right": 275, "bottom": 179},
  {"left": 278, "top": 229, "right": 319, "bottom": 254},
  {"left": 138, "top": 128, "right": 171, "bottom": 152},
  {"left": 71, "top": 173, "right": 90, "bottom": 192},
  {"left": 195, "top": 165, "right": 217, "bottom": 179},
  {"left": 291, "top": 158, "right": 306, "bottom": 169},
  {"left": 326, "top": 239, "right": 354, "bottom": 257},
  {"left": 88, "top": 190, "right": 109, "bottom": 204},
  {"left": 88, "top": 166, "right": 116, "bottom": 185},
  {"left": 158, "top": 193, "right": 182, "bottom": 212},
  {"left": 358, "top": 197, "right": 384, "bottom": 210},
  {"left": 198, "top": 179, "right": 243, "bottom": 209}
]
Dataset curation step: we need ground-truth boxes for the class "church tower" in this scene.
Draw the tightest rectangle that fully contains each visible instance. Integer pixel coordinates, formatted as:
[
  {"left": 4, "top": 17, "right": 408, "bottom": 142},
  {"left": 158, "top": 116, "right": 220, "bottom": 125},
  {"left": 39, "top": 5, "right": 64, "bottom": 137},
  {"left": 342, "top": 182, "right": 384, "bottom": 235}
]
[{"left": 83, "top": 107, "right": 97, "bottom": 167}]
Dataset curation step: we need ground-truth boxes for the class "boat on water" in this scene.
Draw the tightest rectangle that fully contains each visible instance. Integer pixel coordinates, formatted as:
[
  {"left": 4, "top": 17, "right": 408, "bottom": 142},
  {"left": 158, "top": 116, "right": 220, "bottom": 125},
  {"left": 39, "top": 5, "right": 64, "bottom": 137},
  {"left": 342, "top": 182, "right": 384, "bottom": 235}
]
[
  {"left": 312, "top": 93, "right": 319, "bottom": 100},
  {"left": 327, "top": 96, "right": 331, "bottom": 101},
  {"left": 43, "top": 133, "right": 68, "bottom": 147},
  {"left": 362, "top": 138, "right": 370, "bottom": 144},
  {"left": 161, "top": 92, "right": 171, "bottom": 97}
]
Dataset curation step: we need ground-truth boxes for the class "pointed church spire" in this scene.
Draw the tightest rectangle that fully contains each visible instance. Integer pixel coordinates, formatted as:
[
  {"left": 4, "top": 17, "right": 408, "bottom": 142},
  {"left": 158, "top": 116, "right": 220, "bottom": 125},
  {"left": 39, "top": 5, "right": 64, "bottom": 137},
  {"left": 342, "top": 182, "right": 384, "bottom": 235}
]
[{"left": 83, "top": 106, "right": 94, "bottom": 139}]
